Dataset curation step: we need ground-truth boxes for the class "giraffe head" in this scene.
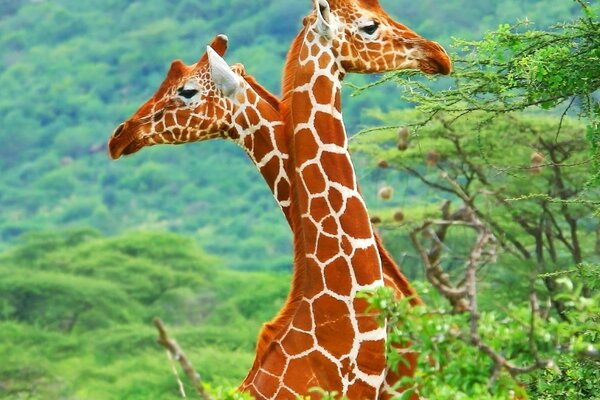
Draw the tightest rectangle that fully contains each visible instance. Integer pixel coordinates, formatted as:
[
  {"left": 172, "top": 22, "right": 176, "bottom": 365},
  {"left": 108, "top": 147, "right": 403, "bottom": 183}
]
[
  {"left": 108, "top": 35, "right": 280, "bottom": 159},
  {"left": 306, "top": 0, "right": 451, "bottom": 75}
]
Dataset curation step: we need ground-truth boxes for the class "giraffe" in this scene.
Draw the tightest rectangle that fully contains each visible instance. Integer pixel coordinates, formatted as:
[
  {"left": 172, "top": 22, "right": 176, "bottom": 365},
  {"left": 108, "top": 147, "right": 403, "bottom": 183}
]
[
  {"left": 108, "top": 33, "right": 423, "bottom": 389},
  {"left": 242, "top": 0, "right": 451, "bottom": 398},
  {"left": 109, "top": 35, "right": 301, "bottom": 360}
]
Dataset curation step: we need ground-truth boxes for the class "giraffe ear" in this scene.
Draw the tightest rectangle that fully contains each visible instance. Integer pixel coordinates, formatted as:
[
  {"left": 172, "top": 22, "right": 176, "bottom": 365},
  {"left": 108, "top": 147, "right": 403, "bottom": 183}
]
[
  {"left": 315, "top": 0, "right": 332, "bottom": 35},
  {"left": 207, "top": 46, "right": 242, "bottom": 98}
]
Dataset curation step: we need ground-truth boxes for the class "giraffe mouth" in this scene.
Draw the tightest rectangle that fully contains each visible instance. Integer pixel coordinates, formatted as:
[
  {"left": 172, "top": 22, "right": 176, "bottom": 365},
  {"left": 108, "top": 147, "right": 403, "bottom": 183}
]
[
  {"left": 418, "top": 41, "right": 452, "bottom": 75},
  {"left": 108, "top": 125, "right": 147, "bottom": 159}
]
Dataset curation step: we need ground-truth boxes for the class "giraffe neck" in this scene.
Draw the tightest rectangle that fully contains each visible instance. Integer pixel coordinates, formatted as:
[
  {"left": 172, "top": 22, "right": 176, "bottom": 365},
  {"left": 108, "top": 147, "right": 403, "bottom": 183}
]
[
  {"left": 232, "top": 105, "right": 292, "bottom": 218},
  {"left": 283, "top": 26, "right": 387, "bottom": 398},
  {"left": 236, "top": 47, "right": 421, "bottom": 398}
]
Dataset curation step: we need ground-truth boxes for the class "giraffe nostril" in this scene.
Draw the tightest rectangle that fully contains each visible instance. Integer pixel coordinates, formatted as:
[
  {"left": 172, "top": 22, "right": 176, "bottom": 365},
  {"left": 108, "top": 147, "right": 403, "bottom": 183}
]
[{"left": 113, "top": 123, "right": 125, "bottom": 138}]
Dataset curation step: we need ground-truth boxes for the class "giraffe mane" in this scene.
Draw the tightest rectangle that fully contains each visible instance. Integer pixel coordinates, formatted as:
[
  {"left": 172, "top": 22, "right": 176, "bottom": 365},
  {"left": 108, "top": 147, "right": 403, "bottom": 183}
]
[
  {"left": 242, "top": 73, "right": 282, "bottom": 113},
  {"left": 281, "top": 25, "right": 309, "bottom": 106}
]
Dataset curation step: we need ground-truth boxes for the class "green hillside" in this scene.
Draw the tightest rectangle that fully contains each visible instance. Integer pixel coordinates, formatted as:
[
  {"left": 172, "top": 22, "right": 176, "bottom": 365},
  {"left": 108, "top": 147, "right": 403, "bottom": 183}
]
[{"left": 0, "top": 228, "right": 290, "bottom": 399}]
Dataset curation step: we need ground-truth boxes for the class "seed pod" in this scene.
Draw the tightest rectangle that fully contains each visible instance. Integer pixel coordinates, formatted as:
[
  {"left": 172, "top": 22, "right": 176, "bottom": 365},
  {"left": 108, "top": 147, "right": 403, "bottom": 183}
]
[
  {"left": 398, "top": 126, "right": 410, "bottom": 141},
  {"left": 397, "top": 127, "right": 410, "bottom": 151},
  {"left": 370, "top": 216, "right": 382, "bottom": 224},
  {"left": 378, "top": 186, "right": 394, "bottom": 201},
  {"left": 426, "top": 150, "right": 441, "bottom": 166},
  {"left": 530, "top": 152, "right": 544, "bottom": 175},
  {"left": 378, "top": 159, "right": 390, "bottom": 169},
  {"left": 393, "top": 210, "right": 405, "bottom": 222}
]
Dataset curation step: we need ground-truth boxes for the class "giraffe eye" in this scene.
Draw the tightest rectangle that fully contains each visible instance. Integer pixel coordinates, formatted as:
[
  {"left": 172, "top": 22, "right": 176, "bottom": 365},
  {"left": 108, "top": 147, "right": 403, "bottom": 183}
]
[
  {"left": 360, "top": 22, "right": 379, "bottom": 35},
  {"left": 178, "top": 88, "right": 199, "bottom": 99}
]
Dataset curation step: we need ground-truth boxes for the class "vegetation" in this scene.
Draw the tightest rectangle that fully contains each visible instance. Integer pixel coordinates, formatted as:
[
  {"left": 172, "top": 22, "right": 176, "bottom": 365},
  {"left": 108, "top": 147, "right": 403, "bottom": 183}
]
[
  {"left": 0, "top": 0, "right": 585, "bottom": 267},
  {"left": 351, "top": 2, "right": 600, "bottom": 398},
  {"left": 0, "top": 228, "right": 290, "bottom": 399},
  {"left": 1, "top": 0, "right": 598, "bottom": 399}
]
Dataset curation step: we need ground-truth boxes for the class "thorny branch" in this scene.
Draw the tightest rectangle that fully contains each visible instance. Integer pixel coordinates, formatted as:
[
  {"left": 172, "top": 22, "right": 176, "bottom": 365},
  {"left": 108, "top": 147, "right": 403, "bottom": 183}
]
[{"left": 408, "top": 174, "right": 561, "bottom": 387}]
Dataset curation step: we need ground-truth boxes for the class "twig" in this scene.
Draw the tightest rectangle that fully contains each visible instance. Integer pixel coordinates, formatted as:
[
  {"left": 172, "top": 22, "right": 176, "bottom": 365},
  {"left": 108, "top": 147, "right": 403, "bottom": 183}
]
[{"left": 153, "top": 317, "right": 214, "bottom": 400}]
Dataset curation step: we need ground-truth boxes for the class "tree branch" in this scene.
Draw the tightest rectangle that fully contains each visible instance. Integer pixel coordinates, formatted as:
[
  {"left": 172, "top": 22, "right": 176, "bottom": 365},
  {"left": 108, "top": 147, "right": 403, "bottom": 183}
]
[{"left": 153, "top": 318, "right": 214, "bottom": 400}]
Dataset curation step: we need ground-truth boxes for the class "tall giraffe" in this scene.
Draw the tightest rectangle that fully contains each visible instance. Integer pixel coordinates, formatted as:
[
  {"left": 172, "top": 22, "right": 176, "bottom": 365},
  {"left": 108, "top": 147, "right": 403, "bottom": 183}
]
[
  {"left": 243, "top": 0, "right": 451, "bottom": 398},
  {"left": 108, "top": 33, "right": 423, "bottom": 389}
]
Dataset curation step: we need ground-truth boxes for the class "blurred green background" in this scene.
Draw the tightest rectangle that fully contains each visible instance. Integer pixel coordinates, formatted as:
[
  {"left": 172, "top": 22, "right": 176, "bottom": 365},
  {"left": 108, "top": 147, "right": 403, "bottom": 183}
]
[{"left": 0, "top": 1, "right": 589, "bottom": 399}]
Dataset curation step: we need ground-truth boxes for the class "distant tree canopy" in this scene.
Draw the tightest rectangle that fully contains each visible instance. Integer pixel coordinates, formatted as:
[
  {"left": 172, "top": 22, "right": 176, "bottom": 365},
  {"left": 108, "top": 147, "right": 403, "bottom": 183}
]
[
  {"left": 0, "top": 228, "right": 291, "bottom": 399},
  {"left": 0, "top": 0, "right": 587, "bottom": 267}
]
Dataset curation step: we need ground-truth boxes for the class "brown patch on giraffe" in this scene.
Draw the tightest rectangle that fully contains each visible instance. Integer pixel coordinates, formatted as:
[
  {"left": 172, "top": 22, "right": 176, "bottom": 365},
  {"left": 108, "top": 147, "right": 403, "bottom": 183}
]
[
  {"left": 309, "top": 195, "right": 332, "bottom": 223},
  {"left": 165, "top": 112, "right": 176, "bottom": 129},
  {"left": 160, "top": 131, "right": 175, "bottom": 143},
  {"left": 351, "top": 246, "right": 381, "bottom": 286},
  {"left": 319, "top": 152, "right": 355, "bottom": 188},
  {"left": 292, "top": 91, "right": 314, "bottom": 124},
  {"left": 324, "top": 257, "right": 353, "bottom": 297},
  {"left": 313, "top": 111, "right": 345, "bottom": 147},
  {"left": 333, "top": 89, "right": 342, "bottom": 113},
  {"left": 253, "top": 372, "right": 281, "bottom": 399},
  {"left": 356, "top": 338, "right": 387, "bottom": 376},
  {"left": 315, "top": 234, "right": 341, "bottom": 263},
  {"left": 313, "top": 295, "right": 354, "bottom": 358},
  {"left": 301, "top": 163, "right": 327, "bottom": 195},
  {"left": 302, "top": 215, "right": 319, "bottom": 255},
  {"left": 310, "top": 44, "right": 320, "bottom": 58},
  {"left": 353, "top": 296, "right": 380, "bottom": 333},
  {"left": 245, "top": 106, "right": 261, "bottom": 126},
  {"left": 317, "top": 52, "right": 333, "bottom": 70},
  {"left": 320, "top": 215, "right": 339, "bottom": 236},
  {"left": 304, "top": 260, "right": 326, "bottom": 299},
  {"left": 252, "top": 135, "right": 275, "bottom": 164},
  {"left": 346, "top": 381, "right": 379, "bottom": 400},
  {"left": 261, "top": 342, "right": 287, "bottom": 377},
  {"left": 243, "top": 135, "right": 255, "bottom": 154},
  {"left": 280, "top": 328, "right": 315, "bottom": 356},
  {"left": 276, "top": 179, "right": 290, "bottom": 206},
  {"left": 340, "top": 356, "right": 355, "bottom": 380},
  {"left": 341, "top": 235, "right": 353, "bottom": 256},
  {"left": 284, "top": 352, "right": 339, "bottom": 395},
  {"left": 274, "top": 126, "right": 289, "bottom": 151},
  {"left": 339, "top": 197, "right": 371, "bottom": 239},
  {"left": 295, "top": 128, "right": 320, "bottom": 162},
  {"left": 313, "top": 75, "right": 334, "bottom": 106},
  {"left": 328, "top": 185, "right": 346, "bottom": 214},
  {"left": 260, "top": 157, "right": 281, "bottom": 192},
  {"left": 294, "top": 300, "right": 314, "bottom": 332},
  {"left": 300, "top": 40, "right": 311, "bottom": 61}
]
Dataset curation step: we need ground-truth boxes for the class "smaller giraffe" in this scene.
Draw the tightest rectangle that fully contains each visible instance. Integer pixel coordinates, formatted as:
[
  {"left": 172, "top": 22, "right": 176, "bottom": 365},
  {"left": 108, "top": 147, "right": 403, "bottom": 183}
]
[{"left": 109, "top": 35, "right": 291, "bottom": 212}]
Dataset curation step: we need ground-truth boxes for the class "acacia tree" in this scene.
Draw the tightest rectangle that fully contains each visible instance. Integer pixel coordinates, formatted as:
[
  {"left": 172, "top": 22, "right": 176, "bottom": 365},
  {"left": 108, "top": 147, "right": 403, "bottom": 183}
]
[{"left": 353, "top": 2, "right": 600, "bottom": 398}]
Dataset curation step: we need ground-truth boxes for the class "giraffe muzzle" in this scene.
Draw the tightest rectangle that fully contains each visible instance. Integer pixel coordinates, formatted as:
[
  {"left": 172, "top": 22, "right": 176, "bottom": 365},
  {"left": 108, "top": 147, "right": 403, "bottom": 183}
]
[{"left": 108, "top": 122, "right": 145, "bottom": 160}]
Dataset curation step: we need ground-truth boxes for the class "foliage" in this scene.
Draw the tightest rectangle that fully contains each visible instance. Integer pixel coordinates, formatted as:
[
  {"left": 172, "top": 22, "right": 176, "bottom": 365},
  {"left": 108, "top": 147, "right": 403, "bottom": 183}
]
[
  {"left": 350, "top": 4, "right": 600, "bottom": 398},
  {"left": 0, "top": 229, "right": 290, "bottom": 399},
  {"left": 366, "top": 277, "right": 600, "bottom": 399},
  {"left": 373, "top": 1, "right": 600, "bottom": 182}
]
